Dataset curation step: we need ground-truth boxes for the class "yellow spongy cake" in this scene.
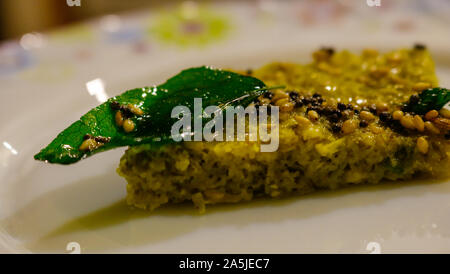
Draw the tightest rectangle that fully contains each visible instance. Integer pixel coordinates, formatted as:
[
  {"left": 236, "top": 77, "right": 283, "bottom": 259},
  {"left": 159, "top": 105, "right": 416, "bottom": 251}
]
[{"left": 117, "top": 46, "right": 450, "bottom": 212}]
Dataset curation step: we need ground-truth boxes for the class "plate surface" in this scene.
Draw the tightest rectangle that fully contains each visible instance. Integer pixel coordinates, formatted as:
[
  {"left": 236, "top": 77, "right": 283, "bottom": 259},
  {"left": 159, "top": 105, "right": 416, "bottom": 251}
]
[{"left": 1, "top": 0, "right": 450, "bottom": 253}]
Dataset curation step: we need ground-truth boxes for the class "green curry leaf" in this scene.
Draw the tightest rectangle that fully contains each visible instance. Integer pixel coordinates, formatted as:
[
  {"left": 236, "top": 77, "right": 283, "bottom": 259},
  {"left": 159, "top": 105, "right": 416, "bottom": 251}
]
[
  {"left": 403, "top": 87, "right": 450, "bottom": 115},
  {"left": 34, "top": 66, "right": 270, "bottom": 164}
]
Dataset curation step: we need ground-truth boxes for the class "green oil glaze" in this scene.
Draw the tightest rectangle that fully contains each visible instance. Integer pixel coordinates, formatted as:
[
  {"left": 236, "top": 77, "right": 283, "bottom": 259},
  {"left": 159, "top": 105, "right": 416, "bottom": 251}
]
[{"left": 34, "top": 66, "right": 271, "bottom": 165}]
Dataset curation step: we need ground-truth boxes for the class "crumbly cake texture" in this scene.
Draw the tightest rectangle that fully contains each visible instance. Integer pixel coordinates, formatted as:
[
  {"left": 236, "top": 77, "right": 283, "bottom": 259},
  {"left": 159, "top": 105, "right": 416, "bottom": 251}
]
[{"left": 117, "top": 47, "right": 450, "bottom": 212}]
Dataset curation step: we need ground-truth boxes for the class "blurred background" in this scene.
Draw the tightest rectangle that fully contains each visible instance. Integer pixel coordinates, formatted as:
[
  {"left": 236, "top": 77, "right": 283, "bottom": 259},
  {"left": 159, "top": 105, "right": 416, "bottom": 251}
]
[
  {"left": 0, "top": 0, "right": 173, "bottom": 40},
  {"left": 1, "top": 0, "right": 449, "bottom": 41},
  {"left": 0, "top": 0, "right": 174, "bottom": 40},
  {"left": 1, "top": 0, "right": 450, "bottom": 85},
  {"left": 1, "top": 0, "right": 450, "bottom": 41}
]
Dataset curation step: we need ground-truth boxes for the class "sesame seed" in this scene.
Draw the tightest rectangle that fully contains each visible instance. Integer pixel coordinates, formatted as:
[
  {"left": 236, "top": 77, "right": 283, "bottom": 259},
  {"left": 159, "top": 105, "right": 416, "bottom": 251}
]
[
  {"left": 392, "top": 110, "right": 404, "bottom": 120},
  {"left": 123, "top": 119, "right": 135, "bottom": 133},
  {"left": 307, "top": 110, "right": 319, "bottom": 121},
  {"left": 127, "top": 104, "right": 144, "bottom": 116},
  {"left": 412, "top": 82, "right": 431, "bottom": 92},
  {"left": 400, "top": 114, "right": 416, "bottom": 130},
  {"left": 439, "top": 108, "right": 450, "bottom": 119},
  {"left": 417, "top": 137, "right": 429, "bottom": 154},
  {"left": 79, "top": 138, "right": 102, "bottom": 152},
  {"left": 115, "top": 111, "right": 124, "bottom": 127},
  {"left": 413, "top": 115, "right": 425, "bottom": 132},
  {"left": 425, "top": 110, "right": 439, "bottom": 121},
  {"left": 433, "top": 118, "right": 450, "bottom": 130},
  {"left": 360, "top": 111, "right": 375, "bottom": 121},
  {"left": 342, "top": 119, "right": 357, "bottom": 134},
  {"left": 369, "top": 124, "right": 383, "bottom": 134},
  {"left": 424, "top": 121, "right": 440, "bottom": 135},
  {"left": 294, "top": 115, "right": 312, "bottom": 128}
]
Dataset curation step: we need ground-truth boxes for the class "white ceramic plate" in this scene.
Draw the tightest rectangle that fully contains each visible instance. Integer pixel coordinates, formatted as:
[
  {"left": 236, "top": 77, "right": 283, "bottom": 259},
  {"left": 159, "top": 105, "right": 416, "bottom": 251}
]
[{"left": 1, "top": 1, "right": 450, "bottom": 253}]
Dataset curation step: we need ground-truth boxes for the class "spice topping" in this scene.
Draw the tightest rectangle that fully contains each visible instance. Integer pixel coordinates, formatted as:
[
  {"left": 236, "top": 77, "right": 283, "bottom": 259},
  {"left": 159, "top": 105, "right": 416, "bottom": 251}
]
[
  {"left": 111, "top": 101, "right": 143, "bottom": 133},
  {"left": 79, "top": 134, "right": 111, "bottom": 152},
  {"left": 254, "top": 87, "right": 450, "bottom": 144}
]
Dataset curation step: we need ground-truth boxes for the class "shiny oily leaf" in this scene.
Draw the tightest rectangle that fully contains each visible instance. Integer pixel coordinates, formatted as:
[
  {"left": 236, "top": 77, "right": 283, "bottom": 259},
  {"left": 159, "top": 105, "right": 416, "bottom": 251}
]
[{"left": 34, "top": 66, "right": 269, "bottom": 164}]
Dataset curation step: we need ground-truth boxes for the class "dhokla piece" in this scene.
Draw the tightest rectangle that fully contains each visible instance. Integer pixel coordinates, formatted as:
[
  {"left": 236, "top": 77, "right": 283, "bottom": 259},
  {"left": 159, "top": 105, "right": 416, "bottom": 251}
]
[{"left": 118, "top": 47, "right": 450, "bottom": 212}]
